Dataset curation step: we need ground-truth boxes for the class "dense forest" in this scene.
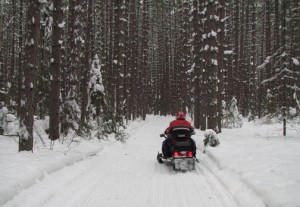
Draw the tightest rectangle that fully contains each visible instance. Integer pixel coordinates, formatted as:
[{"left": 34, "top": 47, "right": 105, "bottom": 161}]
[{"left": 0, "top": 0, "right": 299, "bottom": 151}]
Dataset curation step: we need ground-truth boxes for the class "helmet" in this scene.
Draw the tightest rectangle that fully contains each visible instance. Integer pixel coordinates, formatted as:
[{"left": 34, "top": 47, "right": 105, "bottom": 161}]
[{"left": 176, "top": 111, "right": 185, "bottom": 120}]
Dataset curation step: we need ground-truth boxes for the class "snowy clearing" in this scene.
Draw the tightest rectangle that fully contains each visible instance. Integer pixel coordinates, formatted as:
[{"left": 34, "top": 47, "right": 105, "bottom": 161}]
[{"left": 0, "top": 115, "right": 299, "bottom": 207}]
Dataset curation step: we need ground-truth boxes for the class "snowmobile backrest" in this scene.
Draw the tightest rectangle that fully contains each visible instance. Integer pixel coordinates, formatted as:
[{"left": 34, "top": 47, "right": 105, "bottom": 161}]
[
  {"left": 170, "top": 126, "right": 192, "bottom": 139},
  {"left": 174, "top": 139, "right": 193, "bottom": 151}
]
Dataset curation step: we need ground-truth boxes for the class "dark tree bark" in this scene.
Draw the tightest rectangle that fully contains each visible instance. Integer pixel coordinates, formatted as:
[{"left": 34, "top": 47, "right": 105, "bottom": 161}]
[
  {"left": 238, "top": 0, "right": 245, "bottom": 115},
  {"left": 249, "top": 1, "right": 257, "bottom": 117},
  {"left": 265, "top": 0, "right": 273, "bottom": 113},
  {"left": 107, "top": 0, "right": 114, "bottom": 110},
  {"left": 192, "top": 0, "right": 201, "bottom": 129},
  {"left": 274, "top": 0, "right": 280, "bottom": 52},
  {"left": 217, "top": 0, "right": 226, "bottom": 132},
  {"left": 80, "top": 0, "right": 93, "bottom": 124},
  {"left": 205, "top": 1, "right": 218, "bottom": 130},
  {"left": 113, "top": 0, "right": 122, "bottom": 115},
  {"left": 17, "top": 0, "right": 24, "bottom": 116},
  {"left": 122, "top": 0, "right": 129, "bottom": 121},
  {"left": 8, "top": 0, "right": 16, "bottom": 105},
  {"left": 128, "top": 0, "right": 138, "bottom": 120},
  {"left": 49, "top": 0, "right": 63, "bottom": 141},
  {"left": 281, "top": 0, "right": 287, "bottom": 136},
  {"left": 19, "top": 0, "right": 40, "bottom": 151},
  {"left": 257, "top": 3, "right": 265, "bottom": 118},
  {"left": 0, "top": 0, "right": 3, "bottom": 50},
  {"left": 233, "top": 0, "right": 240, "bottom": 103},
  {"left": 242, "top": 0, "right": 250, "bottom": 117},
  {"left": 141, "top": 0, "right": 150, "bottom": 120},
  {"left": 179, "top": 0, "right": 190, "bottom": 112},
  {"left": 0, "top": 0, "right": 4, "bottom": 102}
]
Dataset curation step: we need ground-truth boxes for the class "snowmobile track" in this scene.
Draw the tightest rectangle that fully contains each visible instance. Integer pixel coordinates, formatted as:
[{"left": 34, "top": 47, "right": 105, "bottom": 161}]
[{"left": 3, "top": 116, "right": 241, "bottom": 207}]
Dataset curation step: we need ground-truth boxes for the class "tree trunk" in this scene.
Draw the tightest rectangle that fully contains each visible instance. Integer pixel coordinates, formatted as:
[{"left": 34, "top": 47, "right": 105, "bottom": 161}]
[
  {"left": 205, "top": 1, "right": 218, "bottom": 130},
  {"left": 19, "top": 0, "right": 40, "bottom": 151},
  {"left": 17, "top": 0, "right": 24, "bottom": 116},
  {"left": 217, "top": 0, "right": 226, "bottom": 132},
  {"left": 49, "top": 0, "right": 63, "bottom": 141},
  {"left": 249, "top": 1, "right": 257, "bottom": 117},
  {"left": 80, "top": 0, "right": 93, "bottom": 124},
  {"left": 192, "top": 0, "right": 201, "bottom": 129}
]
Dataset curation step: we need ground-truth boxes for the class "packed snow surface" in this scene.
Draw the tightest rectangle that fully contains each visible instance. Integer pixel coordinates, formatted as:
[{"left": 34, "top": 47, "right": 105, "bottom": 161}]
[{"left": 0, "top": 115, "right": 299, "bottom": 207}]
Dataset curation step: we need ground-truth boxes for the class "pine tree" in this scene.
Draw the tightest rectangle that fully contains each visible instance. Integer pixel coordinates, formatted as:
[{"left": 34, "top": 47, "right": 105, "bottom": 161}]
[
  {"left": 127, "top": 0, "right": 138, "bottom": 120},
  {"left": 80, "top": 0, "right": 93, "bottom": 125},
  {"left": 192, "top": 0, "right": 201, "bottom": 129},
  {"left": 249, "top": 1, "right": 257, "bottom": 119},
  {"left": 49, "top": 0, "right": 63, "bottom": 141},
  {"left": 19, "top": 0, "right": 40, "bottom": 151},
  {"left": 140, "top": 0, "right": 150, "bottom": 120},
  {"left": 217, "top": 0, "right": 226, "bottom": 132},
  {"left": 206, "top": 0, "right": 218, "bottom": 130},
  {"left": 89, "top": 54, "right": 105, "bottom": 121}
]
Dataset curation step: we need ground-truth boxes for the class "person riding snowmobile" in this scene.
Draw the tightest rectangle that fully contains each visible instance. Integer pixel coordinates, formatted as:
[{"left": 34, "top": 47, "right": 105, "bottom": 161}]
[{"left": 162, "top": 111, "right": 196, "bottom": 158}]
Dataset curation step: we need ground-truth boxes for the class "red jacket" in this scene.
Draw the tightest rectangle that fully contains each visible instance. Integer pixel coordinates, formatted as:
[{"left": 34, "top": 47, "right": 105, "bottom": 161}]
[{"left": 164, "top": 119, "right": 194, "bottom": 134}]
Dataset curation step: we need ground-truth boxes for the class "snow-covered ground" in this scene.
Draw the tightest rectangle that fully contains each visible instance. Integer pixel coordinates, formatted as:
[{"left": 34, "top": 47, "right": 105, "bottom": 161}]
[{"left": 0, "top": 115, "right": 299, "bottom": 207}]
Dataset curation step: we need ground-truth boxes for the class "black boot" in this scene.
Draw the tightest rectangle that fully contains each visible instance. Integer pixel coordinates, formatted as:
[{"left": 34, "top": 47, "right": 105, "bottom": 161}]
[{"left": 157, "top": 153, "right": 164, "bottom": 164}]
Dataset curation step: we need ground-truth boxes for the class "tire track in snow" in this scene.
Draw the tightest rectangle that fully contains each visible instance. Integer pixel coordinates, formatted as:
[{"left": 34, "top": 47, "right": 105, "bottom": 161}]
[
  {"left": 71, "top": 116, "right": 240, "bottom": 207},
  {"left": 69, "top": 121, "right": 158, "bottom": 207},
  {"left": 76, "top": 154, "right": 129, "bottom": 207},
  {"left": 4, "top": 116, "right": 243, "bottom": 207},
  {"left": 195, "top": 162, "right": 239, "bottom": 207}
]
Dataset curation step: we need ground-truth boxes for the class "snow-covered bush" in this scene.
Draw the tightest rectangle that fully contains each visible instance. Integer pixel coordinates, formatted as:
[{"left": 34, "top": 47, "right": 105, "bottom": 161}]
[
  {"left": 87, "top": 55, "right": 127, "bottom": 141},
  {"left": 76, "top": 122, "right": 92, "bottom": 139},
  {"left": 0, "top": 106, "right": 8, "bottom": 135},
  {"left": 61, "top": 95, "right": 93, "bottom": 140},
  {"left": 61, "top": 93, "right": 81, "bottom": 137},
  {"left": 89, "top": 54, "right": 106, "bottom": 122},
  {"left": 203, "top": 129, "right": 220, "bottom": 147},
  {"left": 96, "top": 110, "right": 127, "bottom": 142},
  {"left": 0, "top": 106, "right": 18, "bottom": 135},
  {"left": 260, "top": 89, "right": 277, "bottom": 118},
  {"left": 222, "top": 97, "right": 243, "bottom": 128},
  {"left": 4, "top": 114, "right": 17, "bottom": 134},
  {"left": 0, "top": 106, "right": 8, "bottom": 128}
]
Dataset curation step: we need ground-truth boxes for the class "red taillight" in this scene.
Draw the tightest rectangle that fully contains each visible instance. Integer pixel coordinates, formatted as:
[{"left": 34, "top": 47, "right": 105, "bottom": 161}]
[
  {"left": 174, "top": 152, "right": 179, "bottom": 157},
  {"left": 186, "top": 151, "right": 193, "bottom": 157}
]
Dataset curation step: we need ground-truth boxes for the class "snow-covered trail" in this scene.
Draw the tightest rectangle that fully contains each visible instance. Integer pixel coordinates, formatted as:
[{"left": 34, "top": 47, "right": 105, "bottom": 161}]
[{"left": 3, "top": 116, "right": 239, "bottom": 207}]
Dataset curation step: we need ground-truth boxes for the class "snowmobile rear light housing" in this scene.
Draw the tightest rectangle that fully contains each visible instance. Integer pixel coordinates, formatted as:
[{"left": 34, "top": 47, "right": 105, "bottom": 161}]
[
  {"left": 186, "top": 151, "right": 193, "bottom": 157},
  {"left": 173, "top": 152, "right": 179, "bottom": 157}
]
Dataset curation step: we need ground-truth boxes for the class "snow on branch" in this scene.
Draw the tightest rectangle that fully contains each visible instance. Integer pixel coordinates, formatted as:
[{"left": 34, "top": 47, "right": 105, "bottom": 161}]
[
  {"left": 261, "top": 67, "right": 295, "bottom": 85},
  {"left": 0, "top": 89, "right": 8, "bottom": 95},
  {"left": 3, "top": 15, "right": 17, "bottom": 32},
  {"left": 257, "top": 56, "right": 272, "bottom": 71},
  {"left": 221, "top": 16, "right": 229, "bottom": 23},
  {"left": 58, "top": 22, "right": 65, "bottom": 28},
  {"left": 187, "top": 63, "right": 195, "bottom": 74},
  {"left": 257, "top": 46, "right": 283, "bottom": 70},
  {"left": 224, "top": 50, "right": 233, "bottom": 55},
  {"left": 295, "top": 93, "right": 300, "bottom": 110},
  {"left": 292, "top": 58, "right": 300, "bottom": 66}
]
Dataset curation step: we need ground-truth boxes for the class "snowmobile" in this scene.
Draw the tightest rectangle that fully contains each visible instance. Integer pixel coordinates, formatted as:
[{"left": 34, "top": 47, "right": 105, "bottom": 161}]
[{"left": 157, "top": 127, "right": 196, "bottom": 171}]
